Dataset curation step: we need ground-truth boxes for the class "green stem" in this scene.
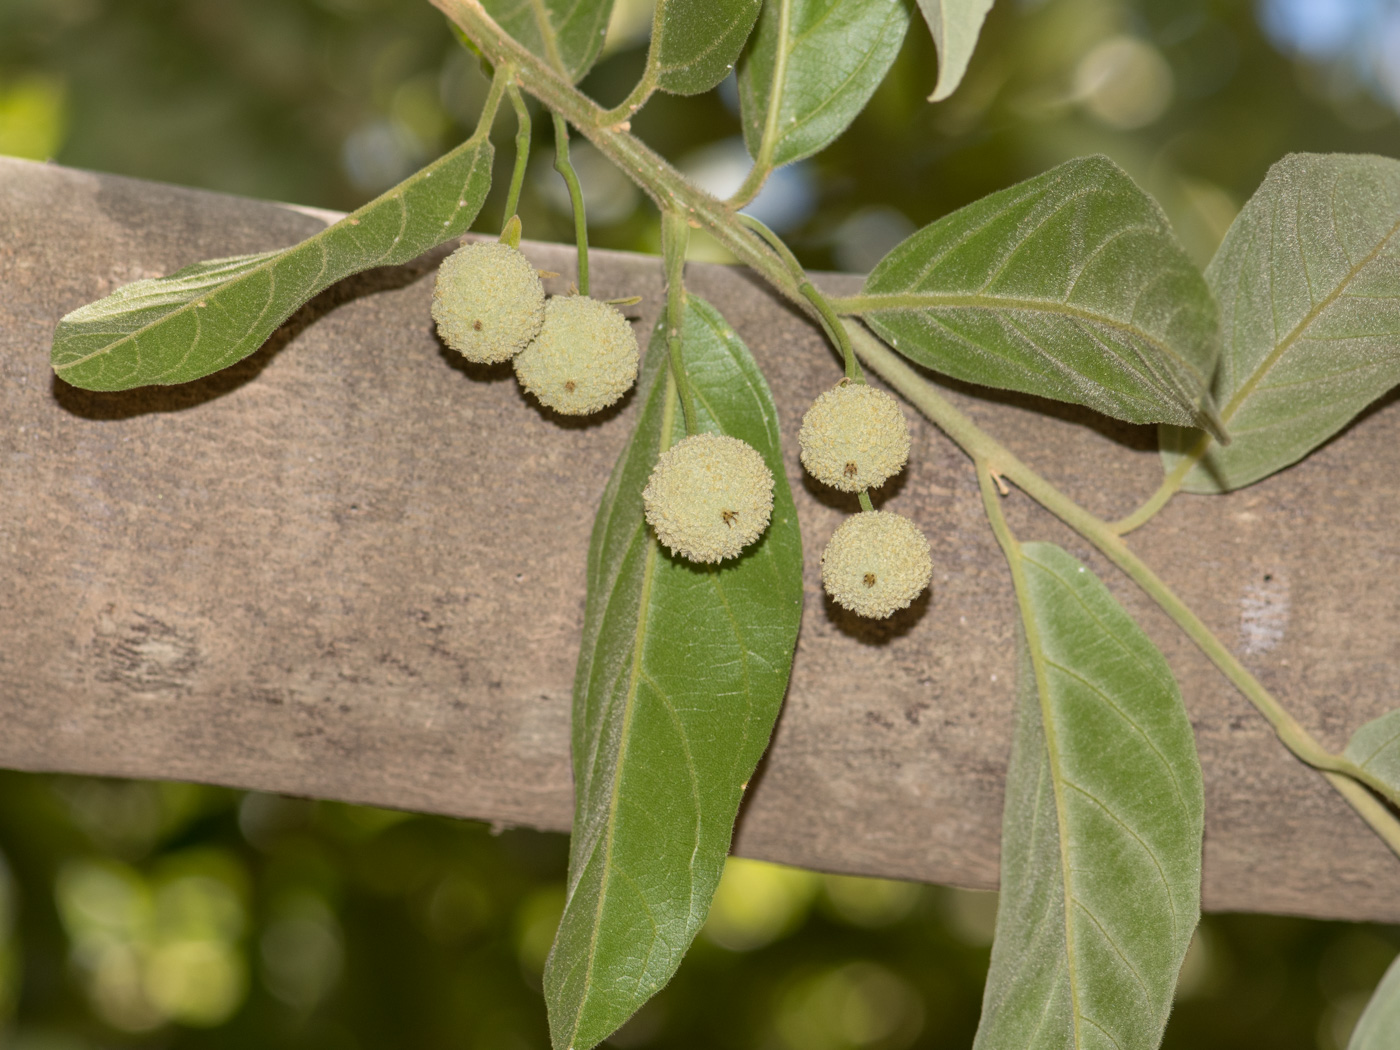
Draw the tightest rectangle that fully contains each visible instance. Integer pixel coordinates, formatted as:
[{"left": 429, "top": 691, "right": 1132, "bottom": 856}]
[
  {"left": 662, "top": 210, "right": 699, "bottom": 436},
  {"left": 1111, "top": 433, "right": 1210, "bottom": 535},
  {"left": 846, "top": 320, "right": 1400, "bottom": 846},
  {"left": 858, "top": 491, "right": 874, "bottom": 513},
  {"left": 552, "top": 112, "right": 590, "bottom": 296},
  {"left": 728, "top": 0, "right": 792, "bottom": 207},
  {"left": 503, "top": 81, "right": 530, "bottom": 225}
]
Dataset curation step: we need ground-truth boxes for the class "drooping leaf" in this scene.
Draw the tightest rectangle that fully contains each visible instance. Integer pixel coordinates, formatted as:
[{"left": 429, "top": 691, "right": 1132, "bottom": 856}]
[
  {"left": 1349, "top": 954, "right": 1400, "bottom": 1049},
  {"left": 737, "top": 0, "right": 910, "bottom": 168},
  {"left": 480, "top": 0, "right": 615, "bottom": 83},
  {"left": 917, "top": 0, "right": 994, "bottom": 102},
  {"left": 51, "top": 128, "right": 496, "bottom": 391},
  {"left": 1343, "top": 708, "right": 1400, "bottom": 806},
  {"left": 857, "top": 156, "right": 1226, "bottom": 437},
  {"left": 1160, "top": 153, "right": 1400, "bottom": 493},
  {"left": 544, "top": 295, "right": 803, "bottom": 1050},
  {"left": 645, "top": 0, "right": 764, "bottom": 96},
  {"left": 976, "top": 541, "right": 1203, "bottom": 1050}
]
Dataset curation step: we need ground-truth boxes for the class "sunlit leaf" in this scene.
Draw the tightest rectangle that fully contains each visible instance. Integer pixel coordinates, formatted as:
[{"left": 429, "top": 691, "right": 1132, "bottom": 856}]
[
  {"left": 1350, "top": 953, "right": 1400, "bottom": 1049},
  {"left": 857, "top": 156, "right": 1225, "bottom": 437},
  {"left": 543, "top": 296, "right": 803, "bottom": 1050},
  {"left": 917, "top": 0, "right": 994, "bottom": 102},
  {"left": 1160, "top": 153, "right": 1400, "bottom": 493},
  {"left": 646, "top": 0, "right": 764, "bottom": 96},
  {"left": 480, "top": 0, "right": 615, "bottom": 83},
  {"left": 738, "top": 0, "right": 910, "bottom": 168},
  {"left": 51, "top": 131, "right": 495, "bottom": 391},
  {"left": 1343, "top": 709, "right": 1400, "bottom": 806},
  {"left": 976, "top": 542, "right": 1203, "bottom": 1050}
]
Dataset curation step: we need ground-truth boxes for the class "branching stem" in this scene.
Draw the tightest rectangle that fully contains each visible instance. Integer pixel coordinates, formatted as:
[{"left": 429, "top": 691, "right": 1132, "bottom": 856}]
[
  {"left": 662, "top": 211, "right": 698, "bottom": 436},
  {"left": 503, "top": 81, "right": 530, "bottom": 225},
  {"left": 551, "top": 112, "right": 590, "bottom": 296}
]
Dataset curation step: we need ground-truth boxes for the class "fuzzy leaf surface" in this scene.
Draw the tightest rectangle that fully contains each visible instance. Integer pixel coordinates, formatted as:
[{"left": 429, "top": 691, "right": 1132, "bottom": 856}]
[
  {"left": 1343, "top": 708, "right": 1400, "bottom": 804},
  {"left": 51, "top": 135, "right": 494, "bottom": 391},
  {"left": 976, "top": 542, "right": 1203, "bottom": 1050},
  {"left": 1350, "top": 954, "right": 1400, "bottom": 1049},
  {"left": 738, "top": 0, "right": 910, "bottom": 168},
  {"left": 1160, "top": 153, "right": 1400, "bottom": 492},
  {"left": 480, "top": 0, "right": 614, "bottom": 82},
  {"left": 917, "top": 0, "right": 994, "bottom": 101},
  {"left": 544, "top": 296, "right": 802, "bottom": 1050},
  {"left": 646, "top": 0, "right": 764, "bottom": 96},
  {"left": 859, "top": 156, "right": 1224, "bottom": 436}
]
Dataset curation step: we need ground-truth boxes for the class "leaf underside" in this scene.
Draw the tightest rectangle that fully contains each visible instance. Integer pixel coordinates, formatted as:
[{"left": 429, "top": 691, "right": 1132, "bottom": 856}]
[
  {"left": 975, "top": 542, "right": 1203, "bottom": 1050},
  {"left": 1160, "top": 152, "right": 1400, "bottom": 493},
  {"left": 543, "top": 296, "right": 803, "bottom": 1050},
  {"left": 481, "top": 0, "right": 615, "bottom": 83},
  {"left": 51, "top": 133, "right": 495, "bottom": 391},
  {"left": 917, "top": 0, "right": 995, "bottom": 102},
  {"left": 1349, "top": 952, "right": 1400, "bottom": 1049},
  {"left": 649, "top": 0, "right": 764, "bottom": 96},
  {"left": 1343, "top": 708, "right": 1400, "bottom": 806},
  {"left": 738, "top": 0, "right": 910, "bottom": 169},
  {"left": 860, "top": 155, "right": 1225, "bottom": 437}
]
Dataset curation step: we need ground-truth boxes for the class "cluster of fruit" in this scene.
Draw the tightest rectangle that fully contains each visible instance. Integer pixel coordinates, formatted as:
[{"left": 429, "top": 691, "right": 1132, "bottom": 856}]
[{"left": 433, "top": 242, "right": 931, "bottom": 619}]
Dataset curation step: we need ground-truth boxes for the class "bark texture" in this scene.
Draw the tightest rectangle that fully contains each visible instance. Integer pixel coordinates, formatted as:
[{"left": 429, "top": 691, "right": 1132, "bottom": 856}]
[{"left": 4, "top": 157, "right": 1399, "bottom": 921}]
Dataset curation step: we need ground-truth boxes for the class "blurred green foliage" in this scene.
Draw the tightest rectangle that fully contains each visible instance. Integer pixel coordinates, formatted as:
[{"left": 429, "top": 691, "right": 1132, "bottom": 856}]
[{"left": 4, "top": 0, "right": 1400, "bottom": 1046}]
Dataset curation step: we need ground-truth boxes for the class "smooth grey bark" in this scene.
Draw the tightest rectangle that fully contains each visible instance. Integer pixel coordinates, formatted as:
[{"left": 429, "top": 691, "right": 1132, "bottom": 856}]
[{"left": 4, "top": 156, "right": 1399, "bottom": 921}]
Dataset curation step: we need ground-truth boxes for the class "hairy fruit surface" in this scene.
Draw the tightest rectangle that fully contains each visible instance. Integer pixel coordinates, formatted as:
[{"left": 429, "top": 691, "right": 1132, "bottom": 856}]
[
  {"left": 513, "top": 296, "right": 640, "bottom": 415},
  {"left": 431, "top": 241, "right": 545, "bottom": 364},
  {"left": 643, "top": 433, "right": 775, "bottom": 563},
  {"left": 822, "top": 510, "right": 932, "bottom": 619},
  {"left": 799, "top": 382, "right": 910, "bottom": 492}
]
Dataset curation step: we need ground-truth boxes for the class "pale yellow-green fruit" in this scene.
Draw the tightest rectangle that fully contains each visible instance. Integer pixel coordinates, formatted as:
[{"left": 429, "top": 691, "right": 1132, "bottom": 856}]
[
  {"left": 821, "top": 510, "right": 932, "bottom": 619},
  {"left": 642, "top": 433, "right": 775, "bottom": 564},
  {"left": 513, "top": 296, "right": 640, "bottom": 415},
  {"left": 799, "top": 381, "right": 910, "bottom": 492},
  {"left": 431, "top": 241, "right": 545, "bottom": 364}
]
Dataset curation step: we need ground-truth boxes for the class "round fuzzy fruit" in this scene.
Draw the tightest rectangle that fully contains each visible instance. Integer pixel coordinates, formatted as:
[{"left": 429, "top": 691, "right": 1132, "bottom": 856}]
[
  {"left": 432, "top": 241, "right": 545, "bottom": 364},
  {"left": 799, "top": 382, "right": 910, "bottom": 492},
  {"left": 642, "top": 433, "right": 775, "bottom": 564},
  {"left": 821, "top": 510, "right": 932, "bottom": 619},
  {"left": 513, "top": 296, "right": 640, "bottom": 415}
]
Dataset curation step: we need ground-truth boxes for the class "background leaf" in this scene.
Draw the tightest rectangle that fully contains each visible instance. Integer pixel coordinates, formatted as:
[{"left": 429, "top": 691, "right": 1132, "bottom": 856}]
[
  {"left": 646, "top": 0, "right": 764, "bottom": 96},
  {"left": 857, "top": 156, "right": 1225, "bottom": 436},
  {"left": 480, "top": 0, "right": 614, "bottom": 83},
  {"left": 1350, "top": 954, "right": 1400, "bottom": 1049},
  {"left": 1343, "top": 709, "right": 1400, "bottom": 803},
  {"left": 976, "top": 542, "right": 1203, "bottom": 1050},
  {"left": 917, "top": 0, "right": 994, "bottom": 102},
  {"left": 737, "top": 0, "right": 910, "bottom": 169},
  {"left": 543, "top": 295, "right": 803, "bottom": 1050},
  {"left": 1160, "top": 153, "right": 1400, "bottom": 493},
  {"left": 51, "top": 133, "right": 494, "bottom": 391}
]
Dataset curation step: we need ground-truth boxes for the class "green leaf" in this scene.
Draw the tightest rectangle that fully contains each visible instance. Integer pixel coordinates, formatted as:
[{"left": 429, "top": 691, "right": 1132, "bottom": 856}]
[
  {"left": 480, "top": 0, "right": 615, "bottom": 83},
  {"left": 857, "top": 156, "right": 1226, "bottom": 438},
  {"left": 976, "top": 542, "right": 1203, "bottom": 1050},
  {"left": 1160, "top": 153, "right": 1400, "bottom": 493},
  {"left": 1350, "top": 954, "right": 1400, "bottom": 1049},
  {"left": 544, "top": 295, "right": 803, "bottom": 1050},
  {"left": 645, "top": 0, "right": 764, "bottom": 96},
  {"left": 737, "top": 0, "right": 910, "bottom": 169},
  {"left": 1343, "top": 709, "right": 1400, "bottom": 804},
  {"left": 917, "top": 0, "right": 994, "bottom": 102},
  {"left": 51, "top": 130, "right": 496, "bottom": 392}
]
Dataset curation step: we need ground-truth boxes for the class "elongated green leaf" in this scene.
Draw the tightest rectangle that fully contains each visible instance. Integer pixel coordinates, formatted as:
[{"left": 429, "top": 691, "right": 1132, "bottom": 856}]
[
  {"left": 1350, "top": 954, "right": 1400, "bottom": 1049},
  {"left": 544, "top": 296, "right": 803, "bottom": 1050},
  {"left": 858, "top": 156, "right": 1225, "bottom": 437},
  {"left": 917, "top": 0, "right": 994, "bottom": 101},
  {"left": 645, "top": 0, "right": 764, "bottom": 96},
  {"left": 1160, "top": 153, "right": 1400, "bottom": 493},
  {"left": 1343, "top": 709, "right": 1400, "bottom": 803},
  {"left": 976, "top": 542, "right": 1203, "bottom": 1050},
  {"left": 481, "top": 0, "right": 614, "bottom": 83},
  {"left": 737, "top": 0, "right": 910, "bottom": 168},
  {"left": 52, "top": 132, "right": 495, "bottom": 391}
]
